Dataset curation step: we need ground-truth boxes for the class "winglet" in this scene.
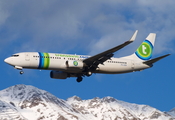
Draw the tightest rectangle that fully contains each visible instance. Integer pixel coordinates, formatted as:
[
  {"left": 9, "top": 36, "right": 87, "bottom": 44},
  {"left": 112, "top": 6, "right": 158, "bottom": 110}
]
[{"left": 129, "top": 30, "right": 138, "bottom": 42}]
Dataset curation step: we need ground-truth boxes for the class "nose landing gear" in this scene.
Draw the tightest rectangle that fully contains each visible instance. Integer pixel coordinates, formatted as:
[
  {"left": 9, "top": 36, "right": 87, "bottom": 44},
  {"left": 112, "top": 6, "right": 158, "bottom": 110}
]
[
  {"left": 14, "top": 66, "right": 24, "bottom": 75},
  {"left": 20, "top": 71, "right": 24, "bottom": 75}
]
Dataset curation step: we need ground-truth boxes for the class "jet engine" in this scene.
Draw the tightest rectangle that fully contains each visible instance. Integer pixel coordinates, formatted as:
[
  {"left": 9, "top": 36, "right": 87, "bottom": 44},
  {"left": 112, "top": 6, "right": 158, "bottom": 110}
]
[{"left": 50, "top": 71, "right": 68, "bottom": 79}]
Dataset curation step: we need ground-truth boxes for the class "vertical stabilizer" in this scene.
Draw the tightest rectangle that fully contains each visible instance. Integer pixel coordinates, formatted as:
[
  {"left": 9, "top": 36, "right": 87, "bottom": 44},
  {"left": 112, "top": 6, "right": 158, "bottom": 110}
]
[{"left": 124, "top": 33, "right": 156, "bottom": 61}]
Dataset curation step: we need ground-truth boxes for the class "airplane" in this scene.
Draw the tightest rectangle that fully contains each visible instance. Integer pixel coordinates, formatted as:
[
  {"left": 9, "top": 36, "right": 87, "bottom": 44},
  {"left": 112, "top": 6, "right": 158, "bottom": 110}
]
[{"left": 4, "top": 30, "right": 170, "bottom": 82}]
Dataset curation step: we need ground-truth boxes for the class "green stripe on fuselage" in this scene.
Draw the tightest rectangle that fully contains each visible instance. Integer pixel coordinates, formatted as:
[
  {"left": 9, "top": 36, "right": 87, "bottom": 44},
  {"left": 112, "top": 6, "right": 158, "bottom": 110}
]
[{"left": 43, "top": 53, "right": 50, "bottom": 69}]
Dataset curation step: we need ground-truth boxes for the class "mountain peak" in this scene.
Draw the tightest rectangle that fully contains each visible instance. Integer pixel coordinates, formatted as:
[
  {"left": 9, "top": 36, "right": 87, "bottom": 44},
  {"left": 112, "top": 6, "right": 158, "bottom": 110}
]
[
  {"left": 0, "top": 84, "right": 46, "bottom": 101},
  {"left": 168, "top": 108, "right": 175, "bottom": 118},
  {"left": 67, "top": 96, "right": 82, "bottom": 102},
  {"left": 102, "top": 96, "right": 116, "bottom": 103}
]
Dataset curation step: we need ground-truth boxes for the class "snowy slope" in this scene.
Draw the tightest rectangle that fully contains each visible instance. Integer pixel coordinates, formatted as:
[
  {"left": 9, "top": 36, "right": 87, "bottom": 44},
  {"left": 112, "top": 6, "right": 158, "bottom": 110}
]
[
  {"left": 168, "top": 108, "right": 175, "bottom": 118},
  {"left": 0, "top": 84, "right": 85, "bottom": 120},
  {"left": 67, "top": 96, "right": 174, "bottom": 120},
  {"left": 0, "top": 84, "right": 174, "bottom": 120}
]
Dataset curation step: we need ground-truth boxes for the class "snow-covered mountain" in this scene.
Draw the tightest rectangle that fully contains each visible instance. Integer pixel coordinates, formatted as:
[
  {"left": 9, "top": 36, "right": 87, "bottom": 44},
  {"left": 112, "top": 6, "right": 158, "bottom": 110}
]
[
  {"left": 0, "top": 84, "right": 174, "bottom": 120},
  {"left": 167, "top": 108, "right": 175, "bottom": 118}
]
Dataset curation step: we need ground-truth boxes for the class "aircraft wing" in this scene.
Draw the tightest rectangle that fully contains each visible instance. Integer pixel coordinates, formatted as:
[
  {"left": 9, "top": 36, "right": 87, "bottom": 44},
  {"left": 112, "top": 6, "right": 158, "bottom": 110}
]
[
  {"left": 143, "top": 54, "right": 170, "bottom": 65},
  {"left": 83, "top": 30, "right": 138, "bottom": 70}
]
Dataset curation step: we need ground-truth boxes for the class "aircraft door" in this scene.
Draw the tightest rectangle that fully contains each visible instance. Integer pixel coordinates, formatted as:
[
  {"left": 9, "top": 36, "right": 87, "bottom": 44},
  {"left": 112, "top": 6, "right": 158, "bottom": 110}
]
[{"left": 25, "top": 53, "right": 30, "bottom": 61}]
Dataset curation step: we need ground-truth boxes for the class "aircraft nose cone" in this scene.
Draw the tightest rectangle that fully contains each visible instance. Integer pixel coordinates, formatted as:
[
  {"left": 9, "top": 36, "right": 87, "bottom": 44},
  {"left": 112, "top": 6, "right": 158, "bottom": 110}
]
[
  {"left": 4, "top": 58, "right": 8, "bottom": 63},
  {"left": 4, "top": 57, "right": 11, "bottom": 64}
]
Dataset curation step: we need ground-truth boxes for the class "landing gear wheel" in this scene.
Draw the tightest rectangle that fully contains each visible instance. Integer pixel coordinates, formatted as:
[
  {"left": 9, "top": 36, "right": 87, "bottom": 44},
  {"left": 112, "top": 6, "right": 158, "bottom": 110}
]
[
  {"left": 76, "top": 76, "right": 83, "bottom": 83},
  {"left": 20, "top": 71, "right": 24, "bottom": 74},
  {"left": 86, "top": 71, "right": 92, "bottom": 77}
]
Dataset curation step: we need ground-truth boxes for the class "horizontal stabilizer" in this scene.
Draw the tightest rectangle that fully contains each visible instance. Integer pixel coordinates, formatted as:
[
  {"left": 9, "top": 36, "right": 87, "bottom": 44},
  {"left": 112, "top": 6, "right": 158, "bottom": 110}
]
[{"left": 143, "top": 54, "right": 170, "bottom": 65}]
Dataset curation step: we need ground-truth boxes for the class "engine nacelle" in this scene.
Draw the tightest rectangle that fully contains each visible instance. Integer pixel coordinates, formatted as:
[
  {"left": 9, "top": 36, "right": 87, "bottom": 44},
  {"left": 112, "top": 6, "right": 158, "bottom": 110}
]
[
  {"left": 50, "top": 71, "right": 68, "bottom": 79},
  {"left": 66, "top": 60, "right": 84, "bottom": 69}
]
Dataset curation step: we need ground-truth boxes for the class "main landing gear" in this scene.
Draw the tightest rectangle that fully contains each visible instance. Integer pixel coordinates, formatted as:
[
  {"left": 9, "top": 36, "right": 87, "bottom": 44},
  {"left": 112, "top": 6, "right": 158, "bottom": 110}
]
[
  {"left": 76, "top": 71, "right": 92, "bottom": 82},
  {"left": 76, "top": 76, "right": 83, "bottom": 83}
]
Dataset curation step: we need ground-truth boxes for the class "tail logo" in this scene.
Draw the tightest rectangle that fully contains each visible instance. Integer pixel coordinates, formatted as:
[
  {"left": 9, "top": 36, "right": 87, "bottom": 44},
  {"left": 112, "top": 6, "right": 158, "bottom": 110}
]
[{"left": 135, "top": 40, "right": 153, "bottom": 60}]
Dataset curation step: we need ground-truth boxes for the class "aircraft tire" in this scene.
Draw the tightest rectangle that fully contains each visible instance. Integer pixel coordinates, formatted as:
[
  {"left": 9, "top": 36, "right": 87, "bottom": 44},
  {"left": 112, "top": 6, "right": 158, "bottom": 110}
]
[
  {"left": 76, "top": 76, "right": 83, "bottom": 82},
  {"left": 86, "top": 71, "right": 92, "bottom": 76},
  {"left": 20, "top": 71, "right": 24, "bottom": 75}
]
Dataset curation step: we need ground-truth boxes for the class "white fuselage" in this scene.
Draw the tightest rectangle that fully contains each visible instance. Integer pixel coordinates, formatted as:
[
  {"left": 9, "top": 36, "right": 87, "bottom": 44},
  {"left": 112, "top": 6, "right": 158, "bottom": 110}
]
[{"left": 4, "top": 52, "right": 150, "bottom": 74}]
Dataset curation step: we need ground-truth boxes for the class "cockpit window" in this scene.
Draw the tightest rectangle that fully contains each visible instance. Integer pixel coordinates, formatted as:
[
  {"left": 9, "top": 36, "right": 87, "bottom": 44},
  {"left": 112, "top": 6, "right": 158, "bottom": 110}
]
[{"left": 11, "top": 55, "right": 19, "bottom": 57}]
